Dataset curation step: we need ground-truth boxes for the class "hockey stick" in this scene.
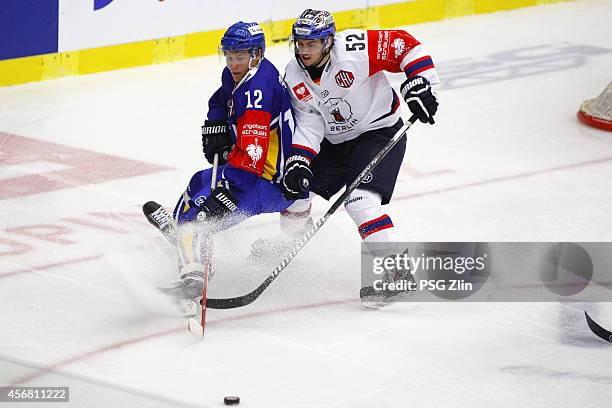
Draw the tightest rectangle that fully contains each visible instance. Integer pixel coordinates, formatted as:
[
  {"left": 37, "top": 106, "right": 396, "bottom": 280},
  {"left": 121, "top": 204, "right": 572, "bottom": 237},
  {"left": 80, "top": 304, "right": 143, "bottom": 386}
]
[
  {"left": 585, "top": 311, "right": 612, "bottom": 343},
  {"left": 188, "top": 153, "right": 219, "bottom": 338},
  {"left": 206, "top": 115, "right": 419, "bottom": 309}
]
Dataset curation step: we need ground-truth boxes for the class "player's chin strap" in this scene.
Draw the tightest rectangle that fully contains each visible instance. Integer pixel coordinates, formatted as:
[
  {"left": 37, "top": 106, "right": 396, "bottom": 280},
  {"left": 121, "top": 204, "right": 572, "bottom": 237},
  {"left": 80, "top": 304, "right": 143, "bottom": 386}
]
[
  {"left": 205, "top": 115, "right": 419, "bottom": 309},
  {"left": 248, "top": 47, "right": 264, "bottom": 73}
]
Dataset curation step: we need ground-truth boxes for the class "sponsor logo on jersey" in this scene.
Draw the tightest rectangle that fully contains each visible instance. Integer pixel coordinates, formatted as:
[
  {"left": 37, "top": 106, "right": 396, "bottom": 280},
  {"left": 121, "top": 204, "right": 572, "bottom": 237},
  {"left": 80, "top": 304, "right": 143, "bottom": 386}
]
[
  {"left": 376, "top": 31, "right": 391, "bottom": 61},
  {"left": 335, "top": 70, "right": 354, "bottom": 88},
  {"left": 246, "top": 138, "right": 264, "bottom": 168},
  {"left": 292, "top": 82, "right": 313, "bottom": 101},
  {"left": 393, "top": 38, "right": 405, "bottom": 58}
]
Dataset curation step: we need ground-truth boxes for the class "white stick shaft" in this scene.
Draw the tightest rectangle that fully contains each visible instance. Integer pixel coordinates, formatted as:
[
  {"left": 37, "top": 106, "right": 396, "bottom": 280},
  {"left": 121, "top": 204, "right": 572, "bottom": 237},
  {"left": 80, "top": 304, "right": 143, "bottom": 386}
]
[{"left": 210, "top": 153, "right": 219, "bottom": 190}]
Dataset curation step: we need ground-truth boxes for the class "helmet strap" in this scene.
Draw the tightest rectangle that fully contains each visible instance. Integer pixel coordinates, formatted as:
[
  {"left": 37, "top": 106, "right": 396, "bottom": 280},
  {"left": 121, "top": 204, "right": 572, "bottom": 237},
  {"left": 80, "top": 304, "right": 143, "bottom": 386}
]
[{"left": 248, "top": 48, "right": 264, "bottom": 70}]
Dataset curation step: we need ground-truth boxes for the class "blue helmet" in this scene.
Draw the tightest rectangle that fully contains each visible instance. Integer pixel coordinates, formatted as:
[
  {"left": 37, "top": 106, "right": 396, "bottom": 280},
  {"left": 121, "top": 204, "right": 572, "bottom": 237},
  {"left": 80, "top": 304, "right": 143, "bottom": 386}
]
[
  {"left": 220, "top": 21, "right": 265, "bottom": 55},
  {"left": 291, "top": 9, "right": 336, "bottom": 40}
]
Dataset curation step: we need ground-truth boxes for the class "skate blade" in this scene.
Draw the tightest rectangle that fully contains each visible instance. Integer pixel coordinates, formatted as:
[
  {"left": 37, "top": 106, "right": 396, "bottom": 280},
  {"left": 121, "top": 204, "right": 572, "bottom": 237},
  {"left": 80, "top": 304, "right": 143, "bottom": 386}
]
[
  {"left": 360, "top": 295, "right": 389, "bottom": 311},
  {"left": 177, "top": 299, "right": 198, "bottom": 316},
  {"left": 361, "top": 301, "right": 389, "bottom": 311},
  {"left": 188, "top": 318, "right": 204, "bottom": 338}
]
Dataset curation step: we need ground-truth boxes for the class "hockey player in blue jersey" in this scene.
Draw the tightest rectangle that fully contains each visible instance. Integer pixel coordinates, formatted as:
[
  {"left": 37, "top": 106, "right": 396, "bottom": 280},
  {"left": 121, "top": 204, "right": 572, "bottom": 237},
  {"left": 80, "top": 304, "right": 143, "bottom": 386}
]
[{"left": 143, "top": 21, "right": 296, "bottom": 308}]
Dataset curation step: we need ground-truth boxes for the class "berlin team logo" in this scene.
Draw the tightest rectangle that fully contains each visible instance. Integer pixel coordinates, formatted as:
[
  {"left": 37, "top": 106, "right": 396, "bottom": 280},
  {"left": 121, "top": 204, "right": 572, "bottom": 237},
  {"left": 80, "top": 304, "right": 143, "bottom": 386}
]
[
  {"left": 335, "top": 70, "right": 354, "bottom": 88},
  {"left": 324, "top": 98, "right": 353, "bottom": 124}
]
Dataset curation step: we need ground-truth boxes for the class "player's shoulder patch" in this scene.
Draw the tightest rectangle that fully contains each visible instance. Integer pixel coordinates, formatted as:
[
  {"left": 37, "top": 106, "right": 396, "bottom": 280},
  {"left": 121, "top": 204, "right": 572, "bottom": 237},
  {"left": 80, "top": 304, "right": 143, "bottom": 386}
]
[{"left": 291, "top": 81, "right": 313, "bottom": 102}]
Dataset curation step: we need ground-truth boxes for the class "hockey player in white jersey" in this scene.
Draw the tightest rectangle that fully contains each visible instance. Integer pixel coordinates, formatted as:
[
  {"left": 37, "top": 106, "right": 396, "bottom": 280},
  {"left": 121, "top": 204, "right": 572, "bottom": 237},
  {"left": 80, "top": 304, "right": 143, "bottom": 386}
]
[{"left": 252, "top": 9, "right": 439, "bottom": 308}]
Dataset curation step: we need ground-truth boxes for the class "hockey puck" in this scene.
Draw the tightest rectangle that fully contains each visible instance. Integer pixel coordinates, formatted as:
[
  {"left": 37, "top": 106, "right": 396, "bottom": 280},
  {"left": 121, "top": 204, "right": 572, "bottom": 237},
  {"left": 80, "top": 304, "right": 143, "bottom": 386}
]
[{"left": 224, "top": 396, "right": 240, "bottom": 405}]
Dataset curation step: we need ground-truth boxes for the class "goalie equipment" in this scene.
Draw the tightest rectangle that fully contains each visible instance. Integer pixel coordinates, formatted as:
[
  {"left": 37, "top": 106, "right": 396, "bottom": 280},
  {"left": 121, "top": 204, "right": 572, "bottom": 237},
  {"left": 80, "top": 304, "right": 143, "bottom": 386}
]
[{"left": 577, "top": 81, "right": 612, "bottom": 131}]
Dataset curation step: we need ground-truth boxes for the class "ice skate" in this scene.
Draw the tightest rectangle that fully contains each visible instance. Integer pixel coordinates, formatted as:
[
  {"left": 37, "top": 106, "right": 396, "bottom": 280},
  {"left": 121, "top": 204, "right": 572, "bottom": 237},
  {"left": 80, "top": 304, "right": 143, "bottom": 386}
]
[
  {"left": 360, "top": 266, "right": 416, "bottom": 310},
  {"left": 143, "top": 201, "right": 178, "bottom": 244},
  {"left": 158, "top": 270, "right": 205, "bottom": 316}
]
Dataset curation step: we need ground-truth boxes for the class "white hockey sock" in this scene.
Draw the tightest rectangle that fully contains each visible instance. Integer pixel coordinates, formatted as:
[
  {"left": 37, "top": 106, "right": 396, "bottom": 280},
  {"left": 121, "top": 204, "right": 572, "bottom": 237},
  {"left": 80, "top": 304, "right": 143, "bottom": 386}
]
[
  {"left": 280, "top": 195, "right": 313, "bottom": 236},
  {"left": 344, "top": 189, "right": 395, "bottom": 243}
]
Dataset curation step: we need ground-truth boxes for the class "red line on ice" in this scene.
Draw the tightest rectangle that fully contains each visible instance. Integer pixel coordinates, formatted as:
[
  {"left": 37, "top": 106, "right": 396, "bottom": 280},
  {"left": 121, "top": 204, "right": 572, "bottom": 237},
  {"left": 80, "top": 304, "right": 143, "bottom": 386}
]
[
  {"left": 7, "top": 155, "right": 612, "bottom": 385},
  {"left": 10, "top": 298, "right": 357, "bottom": 385},
  {"left": 0, "top": 255, "right": 105, "bottom": 279}
]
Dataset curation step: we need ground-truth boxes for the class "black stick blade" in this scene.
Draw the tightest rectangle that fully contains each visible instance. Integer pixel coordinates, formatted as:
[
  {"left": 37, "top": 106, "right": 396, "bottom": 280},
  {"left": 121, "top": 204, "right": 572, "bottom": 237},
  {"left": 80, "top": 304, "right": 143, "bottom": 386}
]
[{"left": 585, "top": 311, "right": 612, "bottom": 343}]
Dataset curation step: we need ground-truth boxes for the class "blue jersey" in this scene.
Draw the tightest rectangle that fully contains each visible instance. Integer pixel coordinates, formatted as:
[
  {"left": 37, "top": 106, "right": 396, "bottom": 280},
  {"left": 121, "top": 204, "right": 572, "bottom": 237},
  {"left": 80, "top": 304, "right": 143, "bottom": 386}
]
[
  {"left": 173, "top": 59, "right": 295, "bottom": 226},
  {"left": 207, "top": 58, "right": 295, "bottom": 193}
]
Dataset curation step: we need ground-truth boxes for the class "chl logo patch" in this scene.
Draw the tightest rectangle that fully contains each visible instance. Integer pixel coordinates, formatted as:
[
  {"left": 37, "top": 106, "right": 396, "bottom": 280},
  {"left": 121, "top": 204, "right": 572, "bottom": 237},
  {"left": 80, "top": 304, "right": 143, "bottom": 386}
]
[
  {"left": 292, "top": 82, "right": 312, "bottom": 101},
  {"left": 335, "top": 70, "right": 354, "bottom": 88}
]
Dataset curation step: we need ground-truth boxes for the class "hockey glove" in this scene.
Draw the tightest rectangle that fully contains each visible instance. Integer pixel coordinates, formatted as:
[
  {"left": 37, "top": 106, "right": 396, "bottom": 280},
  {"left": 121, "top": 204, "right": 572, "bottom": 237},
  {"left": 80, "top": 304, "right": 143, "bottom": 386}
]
[
  {"left": 282, "top": 155, "right": 314, "bottom": 201},
  {"left": 199, "top": 186, "right": 238, "bottom": 220},
  {"left": 400, "top": 76, "right": 438, "bottom": 124},
  {"left": 202, "top": 119, "right": 233, "bottom": 165}
]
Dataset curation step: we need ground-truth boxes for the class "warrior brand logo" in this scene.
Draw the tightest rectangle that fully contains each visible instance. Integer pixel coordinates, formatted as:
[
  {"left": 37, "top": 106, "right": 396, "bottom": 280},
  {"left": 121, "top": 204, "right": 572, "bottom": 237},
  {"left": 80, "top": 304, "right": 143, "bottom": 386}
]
[
  {"left": 246, "top": 138, "right": 264, "bottom": 168},
  {"left": 324, "top": 98, "right": 353, "bottom": 124},
  {"left": 215, "top": 192, "right": 238, "bottom": 212},
  {"left": 392, "top": 38, "right": 406, "bottom": 58},
  {"left": 202, "top": 125, "right": 226, "bottom": 135},
  {"left": 293, "top": 82, "right": 312, "bottom": 101},
  {"left": 335, "top": 70, "right": 354, "bottom": 88},
  {"left": 361, "top": 172, "right": 373, "bottom": 184}
]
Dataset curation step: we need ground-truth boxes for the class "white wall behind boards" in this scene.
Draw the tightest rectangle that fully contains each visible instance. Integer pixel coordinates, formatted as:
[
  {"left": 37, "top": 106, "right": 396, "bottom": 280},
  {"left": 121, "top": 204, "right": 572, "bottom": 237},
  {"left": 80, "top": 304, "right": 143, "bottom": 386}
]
[{"left": 58, "top": 0, "right": 378, "bottom": 52}]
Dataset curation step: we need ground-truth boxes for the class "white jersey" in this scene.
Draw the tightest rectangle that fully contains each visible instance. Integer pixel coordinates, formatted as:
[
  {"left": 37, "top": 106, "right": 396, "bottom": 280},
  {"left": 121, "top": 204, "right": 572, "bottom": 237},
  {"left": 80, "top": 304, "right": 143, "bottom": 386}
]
[{"left": 285, "top": 29, "right": 439, "bottom": 158}]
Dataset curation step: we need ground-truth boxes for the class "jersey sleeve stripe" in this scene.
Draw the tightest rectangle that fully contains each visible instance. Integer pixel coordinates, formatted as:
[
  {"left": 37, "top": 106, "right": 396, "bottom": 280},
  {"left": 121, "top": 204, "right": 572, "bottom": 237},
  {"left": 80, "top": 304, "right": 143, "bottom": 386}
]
[
  {"left": 292, "top": 144, "right": 317, "bottom": 160},
  {"left": 404, "top": 56, "right": 435, "bottom": 78}
]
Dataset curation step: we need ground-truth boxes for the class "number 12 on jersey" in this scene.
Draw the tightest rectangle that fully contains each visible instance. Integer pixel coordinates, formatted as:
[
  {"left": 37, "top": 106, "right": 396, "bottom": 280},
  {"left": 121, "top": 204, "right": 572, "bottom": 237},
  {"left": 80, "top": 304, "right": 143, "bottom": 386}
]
[{"left": 245, "top": 90, "right": 263, "bottom": 108}]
